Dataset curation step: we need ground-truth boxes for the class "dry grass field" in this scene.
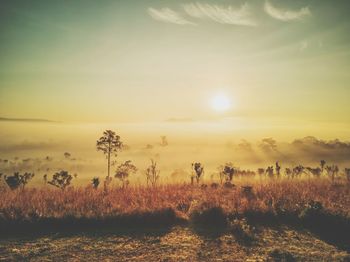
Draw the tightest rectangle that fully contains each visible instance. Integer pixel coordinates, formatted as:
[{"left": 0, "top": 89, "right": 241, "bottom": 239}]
[{"left": 0, "top": 177, "right": 349, "bottom": 261}]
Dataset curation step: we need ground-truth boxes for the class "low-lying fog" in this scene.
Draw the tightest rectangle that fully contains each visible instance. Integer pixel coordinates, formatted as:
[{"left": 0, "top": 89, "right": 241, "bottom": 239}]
[{"left": 1, "top": 121, "right": 349, "bottom": 186}]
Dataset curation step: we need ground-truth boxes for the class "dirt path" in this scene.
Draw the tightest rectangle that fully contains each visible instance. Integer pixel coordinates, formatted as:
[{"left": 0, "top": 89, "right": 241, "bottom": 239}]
[{"left": 0, "top": 226, "right": 348, "bottom": 261}]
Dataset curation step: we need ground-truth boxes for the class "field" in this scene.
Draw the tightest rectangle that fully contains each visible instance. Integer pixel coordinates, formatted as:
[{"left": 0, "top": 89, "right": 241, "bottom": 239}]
[{"left": 1, "top": 177, "right": 349, "bottom": 261}]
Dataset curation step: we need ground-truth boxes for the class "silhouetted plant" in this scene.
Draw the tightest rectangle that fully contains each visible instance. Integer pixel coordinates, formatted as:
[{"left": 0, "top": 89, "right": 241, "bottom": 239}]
[
  {"left": 275, "top": 161, "right": 281, "bottom": 177},
  {"left": 306, "top": 167, "right": 321, "bottom": 177},
  {"left": 64, "top": 152, "right": 71, "bottom": 159},
  {"left": 285, "top": 168, "right": 292, "bottom": 178},
  {"left": 320, "top": 160, "right": 326, "bottom": 172},
  {"left": 4, "top": 172, "right": 35, "bottom": 190},
  {"left": 96, "top": 130, "right": 123, "bottom": 179},
  {"left": 266, "top": 166, "right": 274, "bottom": 177},
  {"left": 325, "top": 165, "right": 339, "bottom": 182},
  {"left": 47, "top": 170, "right": 73, "bottom": 190},
  {"left": 115, "top": 160, "right": 137, "bottom": 188},
  {"left": 145, "top": 159, "right": 160, "bottom": 187},
  {"left": 92, "top": 177, "right": 100, "bottom": 189},
  {"left": 191, "top": 162, "right": 204, "bottom": 184},
  {"left": 292, "top": 165, "right": 305, "bottom": 178},
  {"left": 219, "top": 163, "right": 235, "bottom": 182}
]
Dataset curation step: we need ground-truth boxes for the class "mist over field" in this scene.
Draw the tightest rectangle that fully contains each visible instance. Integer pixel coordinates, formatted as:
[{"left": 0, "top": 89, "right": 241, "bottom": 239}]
[{"left": 1, "top": 121, "right": 349, "bottom": 186}]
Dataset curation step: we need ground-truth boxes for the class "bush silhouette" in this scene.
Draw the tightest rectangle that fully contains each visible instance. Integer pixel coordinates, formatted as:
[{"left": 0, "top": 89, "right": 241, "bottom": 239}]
[{"left": 47, "top": 170, "right": 74, "bottom": 190}]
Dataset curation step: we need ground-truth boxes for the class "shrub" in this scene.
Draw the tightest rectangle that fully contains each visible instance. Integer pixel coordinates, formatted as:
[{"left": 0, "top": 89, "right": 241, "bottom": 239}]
[
  {"left": 115, "top": 160, "right": 137, "bottom": 188},
  {"left": 4, "top": 172, "right": 35, "bottom": 190},
  {"left": 145, "top": 159, "right": 160, "bottom": 187},
  {"left": 190, "top": 206, "right": 227, "bottom": 227},
  {"left": 229, "top": 218, "right": 256, "bottom": 246},
  {"left": 47, "top": 170, "right": 73, "bottom": 190}
]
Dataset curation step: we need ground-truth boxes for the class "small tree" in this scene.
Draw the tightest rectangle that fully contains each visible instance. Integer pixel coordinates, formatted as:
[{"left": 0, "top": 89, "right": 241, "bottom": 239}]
[
  {"left": 92, "top": 177, "right": 100, "bottom": 189},
  {"left": 145, "top": 159, "right": 160, "bottom": 187},
  {"left": 219, "top": 163, "right": 235, "bottom": 183},
  {"left": 191, "top": 162, "right": 204, "bottom": 184},
  {"left": 115, "top": 160, "right": 137, "bottom": 188},
  {"left": 275, "top": 162, "right": 281, "bottom": 177},
  {"left": 96, "top": 130, "right": 123, "bottom": 179},
  {"left": 285, "top": 168, "right": 292, "bottom": 178},
  {"left": 266, "top": 166, "right": 274, "bottom": 178},
  {"left": 47, "top": 170, "right": 73, "bottom": 190},
  {"left": 325, "top": 165, "right": 339, "bottom": 182},
  {"left": 4, "top": 172, "right": 35, "bottom": 190},
  {"left": 292, "top": 165, "right": 304, "bottom": 178},
  {"left": 64, "top": 152, "right": 71, "bottom": 159}
]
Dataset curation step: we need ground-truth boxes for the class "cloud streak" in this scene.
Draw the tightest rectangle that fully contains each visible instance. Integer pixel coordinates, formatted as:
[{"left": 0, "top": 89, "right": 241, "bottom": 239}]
[
  {"left": 264, "top": 1, "right": 311, "bottom": 21},
  {"left": 183, "top": 2, "right": 257, "bottom": 26},
  {"left": 147, "top": 7, "right": 195, "bottom": 25}
]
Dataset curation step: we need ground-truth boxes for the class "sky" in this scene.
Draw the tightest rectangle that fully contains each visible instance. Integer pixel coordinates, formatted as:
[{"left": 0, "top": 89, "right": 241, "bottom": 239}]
[{"left": 0, "top": 0, "right": 350, "bottom": 140}]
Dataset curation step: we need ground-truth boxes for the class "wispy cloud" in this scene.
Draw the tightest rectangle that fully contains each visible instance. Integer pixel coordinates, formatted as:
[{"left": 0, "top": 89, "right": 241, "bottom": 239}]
[
  {"left": 183, "top": 2, "right": 257, "bottom": 26},
  {"left": 264, "top": 1, "right": 311, "bottom": 21},
  {"left": 147, "top": 7, "right": 196, "bottom": 25}
]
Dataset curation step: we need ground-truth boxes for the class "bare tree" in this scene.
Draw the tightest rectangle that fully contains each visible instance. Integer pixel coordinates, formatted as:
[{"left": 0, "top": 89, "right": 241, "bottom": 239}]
[
  {"left": 96, "top": 130, "right": 123, "bottom": 179},
  {"left": 145, "top": 159, "right": 160, "bottom": 187},
  {"left": 115, "top": 160, "right": 137, "bottom": 188}
]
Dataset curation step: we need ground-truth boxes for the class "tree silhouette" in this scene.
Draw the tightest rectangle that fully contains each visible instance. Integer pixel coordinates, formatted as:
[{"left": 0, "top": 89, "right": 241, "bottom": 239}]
[
  {"left": 92, "top": 177, "right": 100, "bottom": 189},
  {"left": 47, "top": 170, "right": 73, "bottom": 190},
  {"left": 275, "top": 162, "right": 281, "bottom": 177},
  {"left": 325, "top": 165, "right": 339, "bottom": 182},
  {"left": 4, "top": 172, "right": 35, "bottom": 190},
  {"left": 220, "top": 163, "right": 235, "bottom": 182},
  {"left": 115, "top": 160, "right": 137, "bottom": 188},
  {"left": 257, "top": 168, "right": 265, "bottom": 176},
  {"left": 266, "top": 166, "right": 274, "bottom": 177},
  {"left": 145, "top": 159, "right": 160, "bottom": 187},
  {"left": 96, "top": 130, "right": 123, "bottom": 179},
  {"left": 320, "top": 160, "right": 326, "bottom": 173},
  {"left": 192, "top": 162, "right": 204, "bottom": 184}
]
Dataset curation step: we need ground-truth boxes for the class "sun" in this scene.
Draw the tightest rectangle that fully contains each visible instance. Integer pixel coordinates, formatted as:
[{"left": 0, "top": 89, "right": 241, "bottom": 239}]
[{"left": 211, "top": 94, "right": 231, "bottom": 112}]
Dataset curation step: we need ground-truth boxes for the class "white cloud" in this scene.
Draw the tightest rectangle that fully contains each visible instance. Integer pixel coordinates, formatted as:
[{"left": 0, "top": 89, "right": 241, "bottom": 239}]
[
  {"left": 183, "top": 2, "right": 257, "bottom": 26},
  {"left": 264, "top": 1, "right": 311, "bottom": 21},
  {"left": 148, "top": 7, "right": 196, "bottom": 25}
]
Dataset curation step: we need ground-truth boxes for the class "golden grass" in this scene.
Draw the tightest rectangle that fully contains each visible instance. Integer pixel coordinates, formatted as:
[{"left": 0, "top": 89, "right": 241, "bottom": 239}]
[{"left": 0, "top": 178, "right": 349, "bottom": 221}]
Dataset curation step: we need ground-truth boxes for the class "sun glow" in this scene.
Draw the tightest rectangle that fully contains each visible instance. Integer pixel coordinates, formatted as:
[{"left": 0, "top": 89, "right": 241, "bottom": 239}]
[{"left": 211, "top": 94, "right": 231, "bottom": 112}]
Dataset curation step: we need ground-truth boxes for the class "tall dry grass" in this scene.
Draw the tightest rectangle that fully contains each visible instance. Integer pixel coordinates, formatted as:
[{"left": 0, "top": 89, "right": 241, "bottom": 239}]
[{"left": 0, "top": 178, "right": 348, "bottom": 221}]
